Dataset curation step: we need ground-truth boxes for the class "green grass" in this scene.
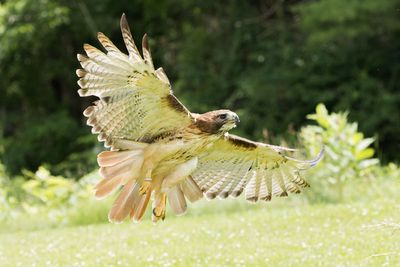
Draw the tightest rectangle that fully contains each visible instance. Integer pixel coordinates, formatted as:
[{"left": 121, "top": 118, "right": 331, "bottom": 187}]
[{"left": 1, "top": 197, "right": 399, "bottom": 267}]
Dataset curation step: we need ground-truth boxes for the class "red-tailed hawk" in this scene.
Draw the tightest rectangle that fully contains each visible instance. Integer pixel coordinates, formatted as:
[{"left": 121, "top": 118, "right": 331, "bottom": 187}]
[{"left": 76, "top": 14, "right": 323, "bottom": 223}]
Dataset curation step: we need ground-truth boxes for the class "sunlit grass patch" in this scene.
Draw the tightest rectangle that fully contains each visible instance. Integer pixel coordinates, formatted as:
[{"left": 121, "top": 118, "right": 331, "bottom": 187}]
[{"left": 1, "top": 198, "right": 399, "bottom": 267}]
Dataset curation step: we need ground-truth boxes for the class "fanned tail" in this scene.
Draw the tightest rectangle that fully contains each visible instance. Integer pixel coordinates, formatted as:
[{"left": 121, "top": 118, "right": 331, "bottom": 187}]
[
  {"left": 95, "top": 150, "right": 144, "bottom": 198},
  {"left": 94, "top": 145, "right": 153, "bottom": 223}
]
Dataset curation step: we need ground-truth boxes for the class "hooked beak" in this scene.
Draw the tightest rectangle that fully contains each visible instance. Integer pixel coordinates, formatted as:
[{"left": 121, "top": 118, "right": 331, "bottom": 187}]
[{"left": 234, "top": 115, "right": 240, "bottom": 124}]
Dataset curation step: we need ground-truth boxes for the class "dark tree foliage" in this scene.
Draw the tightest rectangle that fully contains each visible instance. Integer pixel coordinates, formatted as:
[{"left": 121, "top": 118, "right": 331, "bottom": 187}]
[{"left": 0, "top": 0, "right": 399, "bottom": 176}]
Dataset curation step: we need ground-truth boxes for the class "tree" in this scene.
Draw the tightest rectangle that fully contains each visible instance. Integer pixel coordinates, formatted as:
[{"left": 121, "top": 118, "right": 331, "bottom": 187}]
[{"left": 1, "top": 0, "right": 398, "bottom": 177}]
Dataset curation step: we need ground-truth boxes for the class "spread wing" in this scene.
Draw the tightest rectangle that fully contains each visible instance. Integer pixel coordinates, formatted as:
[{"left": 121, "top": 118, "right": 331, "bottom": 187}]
[
  {"left": 77, "top": 14, "right": 192, "bottom": 149},
  {"left": 191, "top": 134, "right": 324, "bottom": 202}
]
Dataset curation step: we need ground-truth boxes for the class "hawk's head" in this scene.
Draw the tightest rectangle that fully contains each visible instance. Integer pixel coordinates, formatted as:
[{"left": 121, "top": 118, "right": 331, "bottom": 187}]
[{"left": 194, "top": 109, "right": 240, "bottom": 134}]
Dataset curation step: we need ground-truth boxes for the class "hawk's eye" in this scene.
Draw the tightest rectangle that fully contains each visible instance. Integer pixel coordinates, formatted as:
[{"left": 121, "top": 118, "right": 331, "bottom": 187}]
[{"left": 219, "top": 114, "right": 227, "bottom": 120}]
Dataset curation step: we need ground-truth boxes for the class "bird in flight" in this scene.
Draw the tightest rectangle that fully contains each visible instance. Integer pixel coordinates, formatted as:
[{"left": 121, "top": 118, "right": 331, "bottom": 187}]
[{"left": 76, "top": 14, "right": 323, "bottom": 223}]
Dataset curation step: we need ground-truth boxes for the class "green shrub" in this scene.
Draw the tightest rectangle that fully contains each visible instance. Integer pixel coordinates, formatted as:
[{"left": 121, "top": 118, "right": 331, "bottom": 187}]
[
  {"left": 300, "top": 104, "right": 379, "bottom": 202},
  {"left": 0, "top": 162, "right": 27, "bottom": 219},
  {"left": 0, "top": 164, "right": 9, "bottom": 218},
  {"left": 22, "top": 167, "right": 76, "bottom": 208},
  {"left": 1, "top": 165, "right": 94, "bottom": 223},
  {"left": 0, "top": 164, "right": 111, "bottom": 230}
]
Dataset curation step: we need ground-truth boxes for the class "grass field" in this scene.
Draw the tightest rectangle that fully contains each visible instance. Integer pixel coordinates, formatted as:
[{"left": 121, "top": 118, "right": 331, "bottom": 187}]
[{"left": 1, "top": 196, "right": 399, "bottom": 267}]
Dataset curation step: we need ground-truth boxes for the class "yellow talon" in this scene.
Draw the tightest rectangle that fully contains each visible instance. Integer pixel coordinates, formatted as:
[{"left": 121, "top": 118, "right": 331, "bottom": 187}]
[
  {"left": 139, "top": 178, "right": 152, "bottom": 195},
  {"left": 152, "top": 208, "right": 166, "bottom": 221},
  {"left": 152, "top": 193, "right": 167, "bottom": 222}
]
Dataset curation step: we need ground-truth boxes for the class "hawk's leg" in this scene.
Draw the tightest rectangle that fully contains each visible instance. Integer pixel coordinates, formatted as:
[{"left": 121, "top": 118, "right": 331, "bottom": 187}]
[
  {"left": 139, "top": 166, "right": 153, "bottom": 195},
  {"left": 139, "top": 178, "right": 152, "bottom": 195}
]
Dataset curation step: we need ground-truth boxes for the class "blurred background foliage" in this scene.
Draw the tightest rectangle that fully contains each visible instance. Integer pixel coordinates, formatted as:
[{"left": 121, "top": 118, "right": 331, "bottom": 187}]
[
  {"left": 0, "top": 0, "right": 399, "bottom": 178},
  {"left": 300, "top": 104, "right": 380, "bottom": 202}
]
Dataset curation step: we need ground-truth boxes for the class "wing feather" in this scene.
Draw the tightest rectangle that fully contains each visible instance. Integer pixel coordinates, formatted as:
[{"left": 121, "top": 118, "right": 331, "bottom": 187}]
[
  {"left": 77, "top": 14, "right": 192, "bottom": 149},
  {"left": 226, "top": 160, "right": 252, "bottom": 195},
  {"left": 142, "top": 34, "right": 154, "bottom": 70},
  {"left": 191, "top": 134, "right": 323, "bottom": 202},
  {"left": 120, "top": 13, "right": 142, "bottom": 62}
]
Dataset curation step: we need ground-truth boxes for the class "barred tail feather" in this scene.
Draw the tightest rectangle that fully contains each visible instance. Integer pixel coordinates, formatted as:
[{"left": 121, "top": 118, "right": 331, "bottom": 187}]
[
  {"left": 97, "top": 150, "right": 141, "bottom": 167},
  {"left": 108, "top": 179, "right": 151, "bottom": 223},
  {"left": 95, "top": 150, "right": 144, "bottom": 199},
  {"left": 130, "top": 188, "right": 151, "bottom": 222},
  {"left": 108, "top": 179, "right": 141, "bottom": 223},
  {"left": 94, "top": 175, "right": 125, "bottom": 199}
]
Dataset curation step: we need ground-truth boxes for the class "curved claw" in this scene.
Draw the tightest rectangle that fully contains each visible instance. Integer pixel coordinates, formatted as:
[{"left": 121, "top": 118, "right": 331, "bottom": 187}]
[
  {"left": 152, "top": 193, "right": 167, "bottom": 223},
  {"left": 152, "top": 208, "right": 166, "bottom": 221}
]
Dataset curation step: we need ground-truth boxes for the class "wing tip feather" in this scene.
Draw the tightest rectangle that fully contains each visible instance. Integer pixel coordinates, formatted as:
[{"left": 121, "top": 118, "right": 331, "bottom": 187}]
[
  {"left": 83, "top": 106, "right": 95, "bottom": 117},
  {"left": 310, "top": 145, "right": 325, "bottom": 167},
  {"left": 77, "top": 53, "right": 87, "bottom": 62},
  {"left": 218, "top": 191, "right": 229, "bottom": 199},
  {"left": 77, "top": 79, "right": 85, "bottom": 88},
  {"left": 97, "top": 31, "right": 105, "bottom": 39},
  {"left": 76, "top": 69, "right": 86, "bottom": 78},
  {"left": 279, "top": 191, "right": 288, "bottom": 197},
  {"left": 231, "top": 190, "right": 243, "bottom": 198},
  {"left": 246, "top": 196, "right": 258, "bottom": 203},
  {"left": 261, "top": 195, "right": 272, "bottom": 201},
  {"left": 83, "top": 43, "right": 91, "bottom": 50},
  {"left": 205, "top": 191, "right": 217, "bottom": 200},
  {"left": 285, "top": 145, "right": 325, "bottom": 169},
  {"left": 120, "top": 13, "right": 128, "bottom": 29},
  {"left": 142, "top": 33, "right": 149, "bottom": 51},
  {"left": 78, "top": 89, "right": 88, "bottom": 97}
]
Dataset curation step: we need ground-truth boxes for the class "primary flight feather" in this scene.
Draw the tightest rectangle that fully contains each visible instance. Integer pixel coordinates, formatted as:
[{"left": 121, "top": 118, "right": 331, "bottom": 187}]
[{"left": 77, "top": 14, "right": 323, "bottom": 223}]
